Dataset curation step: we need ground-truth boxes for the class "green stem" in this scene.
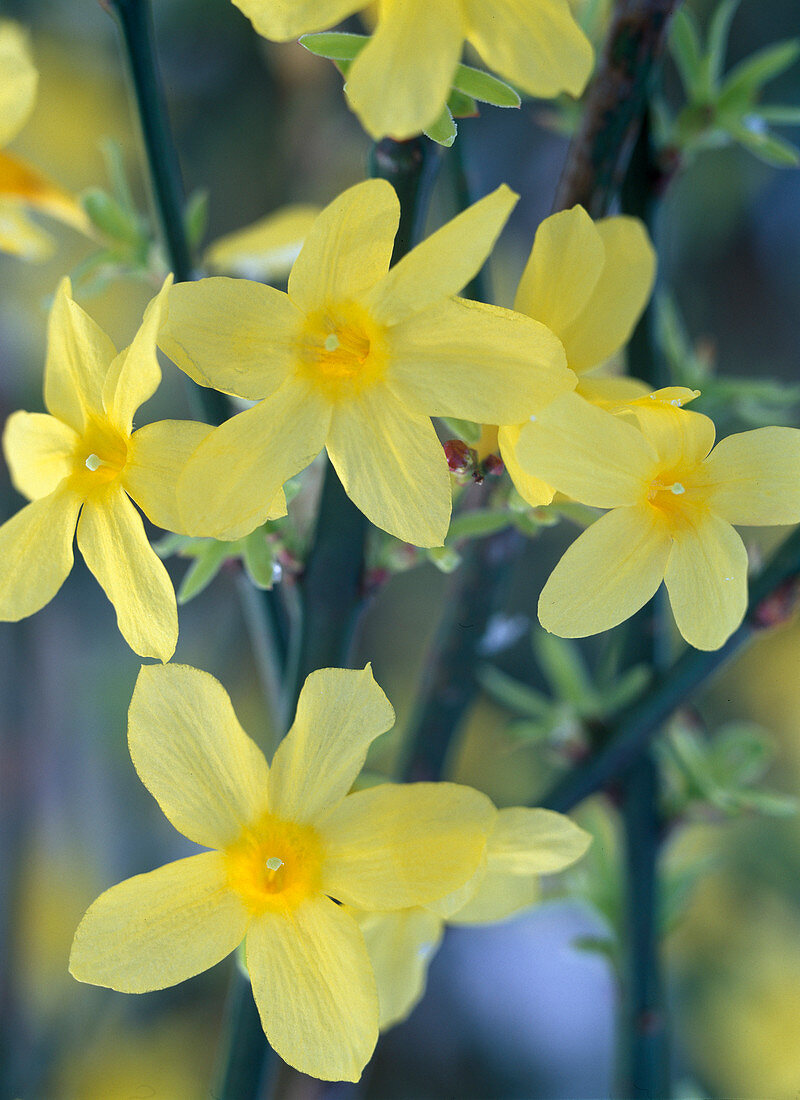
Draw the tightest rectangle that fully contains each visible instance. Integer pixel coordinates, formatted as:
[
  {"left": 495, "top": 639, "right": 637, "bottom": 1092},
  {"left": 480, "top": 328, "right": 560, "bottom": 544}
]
[
  {"left": 541, "top": 523, "right": 800, "bottom": 813},
  {"left": 106, "top": 0, "right": 193, "bottom": 281},
  {"left": 554, "top": 0, "right": 683, "bottom": 215},
  {"left": 106, "top": 0, "right": 228, "bottom": 424},
  {"left": 619, "top": 752, "right": 669, "bottom": 1099}
]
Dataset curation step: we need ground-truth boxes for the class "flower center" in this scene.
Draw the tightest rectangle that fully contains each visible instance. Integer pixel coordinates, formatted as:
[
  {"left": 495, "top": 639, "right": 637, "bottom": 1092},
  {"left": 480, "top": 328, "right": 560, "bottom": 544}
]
[
  {"left": 72, "top": 417, "right": 128, "bottom": 492},
  {"left": 296, "top": 304, "right": 387, "bottom": 401},
  {"left": 224, "top": 813, "right": 323, "bottom": 915}
]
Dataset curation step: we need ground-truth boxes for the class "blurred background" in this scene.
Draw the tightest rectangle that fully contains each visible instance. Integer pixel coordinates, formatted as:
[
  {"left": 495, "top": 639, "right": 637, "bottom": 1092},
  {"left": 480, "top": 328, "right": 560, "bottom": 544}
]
[{"left": 1, "top": 1, "right": 800, "bottom": 1097}]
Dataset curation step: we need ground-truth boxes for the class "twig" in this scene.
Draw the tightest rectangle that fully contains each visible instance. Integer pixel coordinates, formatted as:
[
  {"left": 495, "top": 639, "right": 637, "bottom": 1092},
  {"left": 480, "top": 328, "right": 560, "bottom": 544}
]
[{"left": 554, "top": 0, "right": 682, "bottom": 216}]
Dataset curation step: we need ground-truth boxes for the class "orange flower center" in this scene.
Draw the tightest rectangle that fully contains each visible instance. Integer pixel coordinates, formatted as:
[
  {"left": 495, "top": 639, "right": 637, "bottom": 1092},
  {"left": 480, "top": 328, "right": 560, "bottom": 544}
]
[
  {"left": 296, "top": 303, "right": 387, "bottom": 401},
  {"left": 71, "top": 416, "right": 128, "bottom": 494},
  {"left": 224, "top": 812, "right": 324, "bottom": 915}
]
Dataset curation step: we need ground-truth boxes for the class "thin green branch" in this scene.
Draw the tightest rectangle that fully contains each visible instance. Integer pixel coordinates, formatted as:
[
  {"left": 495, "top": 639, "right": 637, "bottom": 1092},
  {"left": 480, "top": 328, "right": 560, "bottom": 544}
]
[
  {"left": 619, "top": 752, "right": 669, "bottom": 1099},
  {"left": 554, "top": 0, "right": 684, "bottom": 215}
]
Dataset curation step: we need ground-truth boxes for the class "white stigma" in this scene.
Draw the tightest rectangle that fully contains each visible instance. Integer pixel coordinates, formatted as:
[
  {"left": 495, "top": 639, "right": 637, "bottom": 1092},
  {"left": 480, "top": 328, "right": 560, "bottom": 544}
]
[
  {"left": 529, "top": 413, "right": 537, "bottom": 423},
  {"left": 85, "top": 453, "right": 103, "bottom": 471},
  {"left": 324, "top": 333, "right": 340, "bottom": 352},
  {"left": 670, "top": 483, "right": 685, "bottom": 495},
  {"left": 265, "top": 856, "right": 284, "bottom": 872}
]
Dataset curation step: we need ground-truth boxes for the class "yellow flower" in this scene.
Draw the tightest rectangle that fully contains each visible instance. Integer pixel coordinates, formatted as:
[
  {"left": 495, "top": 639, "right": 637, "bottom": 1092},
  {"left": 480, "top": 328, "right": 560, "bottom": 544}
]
[
  {"left": 0, "top": 22, "right": 89, "bottom": 259},
  {"left": 230, "top": 1, "right": 594, "bottom": 139},
  {"left": 205, "top": 203, "right": 323, "bottom": 281},
  {"left": 69, "top": 663, "right": 495, "bottom": 1082},
  {"left": 498, "top": 204, "right": 656, "bottom": 507},
  {"left": 160, "top": 179, "right": 571, "bottom": 547},
  {"left": 0, "top": 277, "right": 211, "bottom": 661},
  {"left": 516, "top": 394, "right": 800, "bottom": 649},
  {"left": 357, "top": 806, "right": 590, "bottom": 1029}
]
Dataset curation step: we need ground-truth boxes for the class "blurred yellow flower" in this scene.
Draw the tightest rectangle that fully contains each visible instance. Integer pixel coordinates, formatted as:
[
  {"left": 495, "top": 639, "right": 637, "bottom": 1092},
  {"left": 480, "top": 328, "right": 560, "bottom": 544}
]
[
  {"left": 357, "top": 806, "right": 591, "bottom": 1029},
  {"left": 230, "top": 1, "right": 594, "bottom": 139},
  {"left": 205, "top": 203, "right": 323, "bottom": 281},
  {"left": 69, "top": 663, "right": 495, "bottom": 1082},
  {"left": 0, "top": 277, "right": 209, "bottom": 661},
  {"left": 160, "top": 178, "right": 571, "bottom": 546},
  {"left": 0, "top": 21, "right": 89, "bottom": 259},
  {"left": 498, "top": 204, "right": 656, "bottom": 507},
  {"left": 517, "top": 397, "right": 800, "bottom": 649}
]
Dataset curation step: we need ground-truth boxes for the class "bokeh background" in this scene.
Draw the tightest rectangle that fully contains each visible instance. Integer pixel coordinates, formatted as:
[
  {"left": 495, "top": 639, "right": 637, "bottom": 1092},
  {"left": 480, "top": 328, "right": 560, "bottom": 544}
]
[{"left": 1, "top": 1, "right": 800, "bottom": 1097}]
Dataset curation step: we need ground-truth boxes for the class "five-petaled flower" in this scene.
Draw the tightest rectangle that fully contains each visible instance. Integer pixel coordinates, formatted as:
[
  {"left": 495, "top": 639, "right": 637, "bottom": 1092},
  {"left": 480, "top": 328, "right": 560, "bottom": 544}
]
[
  {"left": 229, "top": 0, "right": 594, "bottom": 140},
  {"left": 0, "top": 21, "right": 90, "bottom": 259},
  {"left": 69, "top": 663, "right": 495, "bottom": 1082},
  {"left": 0, "top": 277, "right": 215, "bottom": 660},
  {"left": 517, "top": 395, "right": 800, "bottom": 649},
  {"left": 160, "top": 179, "right": 572, "bottom": 547},
  {"left": 356, "top": 805, "right": 591, "bottom": 1030}
]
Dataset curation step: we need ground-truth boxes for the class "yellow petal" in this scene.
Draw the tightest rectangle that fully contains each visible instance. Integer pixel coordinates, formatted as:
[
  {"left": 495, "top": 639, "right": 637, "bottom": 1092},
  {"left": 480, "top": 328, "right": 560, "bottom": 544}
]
[
  {"left": 69, "top": 852, "right": 249, "bottom": 993},
  {"left": 0, "top": 22, "right": 37, "bottom": 146},
  {"left": 387, "top": 297, "right": 572, "bottom": 423},
  {"left": 247, "top": 897, "right": 378, "bottom": 1082},
  {"left": 346, "top": 0, "right": 464, "bottom": 140},
  {"left": 159, "top": 277, "right": 302, "bottom": 400},
  {"left": 695, "top": 427, "right": 800, "bottom": 526},
  {"left": 230, "top": 0, "right": 363, "bottom": 41},
  {"left": 516, "top": 392, "right": 656, "bottom": 508},
  {"left": 44, "top": 277, "right": 116, "bottom": 432},
  {"left": 321, "top": 781, "right": 494, "bottom": 910},
  {"left": 267, "top": 665, "right": 395, "bottom": 823},
  {"left": 122, "top": 419, "right": 213, "bottom": 534},
  {"left": 0, "top": 485, "right": 80, "bottom": 621},
  {"left": 102, "top": 276, "right": 172, "bottom": 435},
  {"left": 288, "top": 179, "right": 398, "bottom": 313},
  {"left": 128, "top": 663, "right": 271, "bottom": 850},
  {"left": 326, "top": 387, "right": 451, "bottom": 547},
  {"left": 448, "top": 867, "right": 540, "bottom": 925},
  {"left": 465, "top": 0, "right": 594, "bottom": 99},
  {"left": 76, "top": 485, "right": 178, "bottom": 661},
  {"left": 575, "top": 374, "right": 652, "bottom": 409},
  {"left": 178, "top": 381, "right": 330, "bottom": 539},
  {"left": 205, "top": 204, "right": 322, "bottom": 280},
  {"left": 2, "top": 410, "right": 77, "bottom": 500},
  {"left": 514, "top": 205, "right": 605, "bottom": 331},
  {"left": 365, "top": 184, "right": 518, "bottom": 326},
  {"left": 664, "top": 513, "right": 748, "bottom": 650},
  {"left": 486, "top": 807, "right": 591, "bottom": 874},
  {"left": 0, "top": 198, "right": 53, "bottom": 259},
  {"left": 357, "top": 908, "right": 444, "bottom": 1029},
  {"left": 558, "top": 215, "right": 656, "bottom": 374},
  {"left": 539, "top": 505, "right": 672, "bottom": 637},
  {"left": 0, "top": 152, "right": 90, "bottom": 232},
  {"left": 498, "top": 423, "right": 555, "bottom": 507},
  {"left": 632, "top": 405, "right": 716, "bottom": 472}
]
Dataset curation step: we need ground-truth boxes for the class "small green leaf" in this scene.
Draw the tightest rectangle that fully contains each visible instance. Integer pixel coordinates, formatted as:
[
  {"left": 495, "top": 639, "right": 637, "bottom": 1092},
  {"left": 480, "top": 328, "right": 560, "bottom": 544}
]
[
  {"left": 178, "top": 541, "right": 230, "bottom": 604},
  {"left": 533, "top": 632, "right": 594, "bottom": 706},
  {"left": 757, "top": 104, "right": 800, "bottom": 125},
  {"left": 299, "top": 31, "right": 368, "bottom": 61},
  {"left": 736, "top": 789, "right": 798, "bottom": 817},
  {"left": 718, "top": 39, "right": 800, "bottom": 111},
  {"left": 242, "top": 529, "right": 275, "bottom": 589},
  {"left": 452, "top": 63, "right": 521, "bottom": 108},
  {"left": 184, "top": 189, "right": 209, "bottom": 251},
  {"left": 447, "top": 88, "right": 478, "bottom": 119},
  {"left": 446, "top": 509, "right": 511, "bottom": 543},
  {"left": 477, "top": 664, "right": 552, "bottom": 719},
  {"left": 439, "top": 417, "right": 482, "bottom": 446},
  {"left": 704, "top": 0, "right": 740, "bottom": 95},
  {"left": 152, "top": 532, "right": 192, "bottom": 559},
  {"left": 727, "top": 119, "right": 800, "bottom": 166},
  {"left": 99, "top": 137, "right": 137, "bottom": 215},
  {"left": 81, "top": 188, "right": 142, "bottom": 245},
  {"left": 424, "top": 104, "right": 457, "bottom": 147},
  {"left": 669, "top": 10, "right": 705, "bottom": 99},
  {"left": 426, "top": 545, "right": 461, "bottom": 573}
]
